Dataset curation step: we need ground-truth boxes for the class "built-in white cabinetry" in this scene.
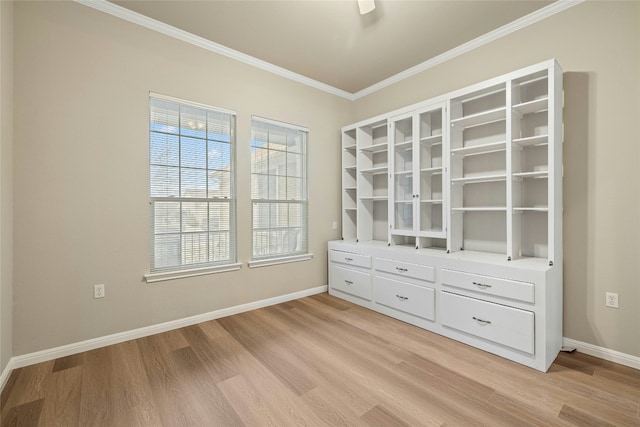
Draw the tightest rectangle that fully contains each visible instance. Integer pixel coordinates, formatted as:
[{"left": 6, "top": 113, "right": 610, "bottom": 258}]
[{"left": 333, "top": 60, "right": 562, "bottom": 372}]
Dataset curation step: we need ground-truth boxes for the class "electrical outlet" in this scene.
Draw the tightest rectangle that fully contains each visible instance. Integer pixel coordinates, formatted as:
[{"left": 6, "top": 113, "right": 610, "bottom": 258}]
[
  {"left": 332, "top": 221, "right": 338, "bottom": 230},
  {"left": 605, "top": 292, "right": 618, "bottom": 308},
  {"left": 94, "top": 284, "right": 105, "bottom": 299}
]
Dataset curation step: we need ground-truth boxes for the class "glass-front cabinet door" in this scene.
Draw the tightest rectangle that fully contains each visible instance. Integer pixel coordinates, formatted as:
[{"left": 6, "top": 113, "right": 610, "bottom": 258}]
[
  {"left": 391, "top": 114, "right": 414, "bottom": 235},
  {"left": 417, "top": 105, "right": 446, "bottom": 239},
  {"left": 389, "top": 103, "right": 446, "bottom": 248}
]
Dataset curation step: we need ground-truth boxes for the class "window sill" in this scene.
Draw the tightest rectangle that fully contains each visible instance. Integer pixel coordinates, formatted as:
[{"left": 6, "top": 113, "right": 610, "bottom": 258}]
[
  {"left": 144, "top": 262, "right": 242, "bottom": 283},
  {"left": 248, "top": 253, "right": 314, "bottom": 269}
]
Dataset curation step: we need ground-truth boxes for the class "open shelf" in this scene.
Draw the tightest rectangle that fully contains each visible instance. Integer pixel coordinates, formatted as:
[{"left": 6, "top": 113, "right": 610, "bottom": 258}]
[
  {"left": 513, "top": 171, "right": 548, "bottom": 179},
  {"left": 360, "top": 196, "right": 389, "bottom": 201},
  {"left": 451, "top": 141, "right": 506, "bottom": 156},
  {"left": 513, "top": 97, "right": 548, "bottom": 115},
  {"left": 360, "top": 166, "right": 388, "bottom": 175},
  {"left": 420, "top": 134, "right": 443, "bottom": 144},
  {"left": 513, "top": 134, "right": 548, "bottom": 147},
  {"left": 394, "top": 140, "right": 413, "bottom": 149},
  {"left": 360, "top": 142, "right": 388, "bottom": 153},
  {"left": 513, "top": 207, "right": 548, "bottom": 212},
  {"left": 450, "top": 107, "right": 506, "bottom": 129},
  {"left": 420, "top": 167, "right": 443, "bottom": 176},
  {"left": 451, "top": 174, "right": 507, "bottom": 184},
  {"left": 451, "top": 207, "right": 507, "bottom": 212}
]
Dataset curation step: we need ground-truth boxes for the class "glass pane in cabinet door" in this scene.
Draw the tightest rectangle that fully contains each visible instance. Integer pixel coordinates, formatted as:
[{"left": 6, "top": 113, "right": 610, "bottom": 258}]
[
  {"left": 395, "top": 202, "right": 413, "bottom": 231},
  {"left": 394, "top": 144, "right": 412, "bottom": 173},
  {"left": 394, "top": 173, "right": 413, "bottom": 231},
  {"left": 394, "top": 117, "right": 413, "bottom": 174}
]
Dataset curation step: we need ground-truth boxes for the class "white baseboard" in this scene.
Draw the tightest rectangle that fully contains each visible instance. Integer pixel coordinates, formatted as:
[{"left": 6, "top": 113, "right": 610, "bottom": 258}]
[
  {"left": 0, "top": 357, "right": 16, "bottom": 393},
  {"left": 0, "top": 285, "right": 327, "bottom": 393},
  {"left": 562, "top": 337, "right": 640, "bottom": 371}
]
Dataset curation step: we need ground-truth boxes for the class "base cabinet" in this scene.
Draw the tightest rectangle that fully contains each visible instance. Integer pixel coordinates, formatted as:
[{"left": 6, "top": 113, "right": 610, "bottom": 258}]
[{"left": 328, "top": 240, "right": 562, "bottom": 372}]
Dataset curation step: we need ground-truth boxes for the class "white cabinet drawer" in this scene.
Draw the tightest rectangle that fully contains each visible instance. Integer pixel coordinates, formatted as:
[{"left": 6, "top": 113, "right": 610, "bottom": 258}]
[
  {"left": 374, "top": 276, "right": 435, "bottom": 321},
  {"left": 441, "top": 269, "right": 534, "bottom": 304},
  {"left": 330, "top": 250, "right": 371, "bottom": 269},
  {"left": 441, "top": 292, "right": 534, "bottom": 354},
  {"left": 331, "top": 265, "right": 372, "bottom": 301},
  {"left": 375, "top": 258, "right": 435, "bottom": 282}
]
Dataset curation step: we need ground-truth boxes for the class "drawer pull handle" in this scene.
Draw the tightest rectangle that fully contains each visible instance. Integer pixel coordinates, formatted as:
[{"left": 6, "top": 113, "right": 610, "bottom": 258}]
[
  {"left": 472, "top": 316, "right": 492, "bottom": 325},
  {"left": 395, "top": 267, "right": 408, "bottom": 273},
  {"left": 344, "top": 257, "right": 354, "bottom": 262},
  {"left": 473, "top": 281, "right": 492, "bottom": 289},
  {"left": 396, "top": 294, "right": 408, "bottom": 301},
  {"left": 344, "top": 280, "right": 354, "bottom": 285}
]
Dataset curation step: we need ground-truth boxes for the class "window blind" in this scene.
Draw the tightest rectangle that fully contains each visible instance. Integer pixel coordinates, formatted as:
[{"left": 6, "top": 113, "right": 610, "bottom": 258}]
[
  {"left": 250, "top": 117, "right": 309, "bottom": 260},
  {"left": 149, "top": 95, "right": 236, "bottom": 273}
]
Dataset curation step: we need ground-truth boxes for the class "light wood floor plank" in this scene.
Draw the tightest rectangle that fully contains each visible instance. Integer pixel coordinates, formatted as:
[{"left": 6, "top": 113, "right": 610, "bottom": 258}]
[
  {"left": 546, "top": 362, "right": 640, "bottom": 417},
  {"left": 38, "top": 366, "right": 82, "bottom": 427},
  {"left": 169, "top": 346, "right": 245, "bottom": 426},
  {"left": 179, "top": 324, "right": 240, "bottom": 383},
  {"left": 110, "top": 340, "right": 163, "bottom": 426},
  {"left": 136, "top": 333, "right": 205, "bottom": 426},
  {"left": 78, "top": 346, "right": 113, "bottom": 426},
  {"left": 1, "top": 360, "right": 54, "bottom": 418},
  {"left": 218, "top": 311, "right": 320, "bottom": 396},
  {"left": 273, "top": 306, "right": 459, "bottom": 425},
  {"left": 2, "top": 293, "right": 639, "bottom": 426},
  {"left": 218, "top": 374, "right": 288, "bottom": 427},
  {"left": 300, "top": 385, "right": 371, "bottom": 427},
  {"left": 1, "top": 398, "right": 44, "bottom": 427}
]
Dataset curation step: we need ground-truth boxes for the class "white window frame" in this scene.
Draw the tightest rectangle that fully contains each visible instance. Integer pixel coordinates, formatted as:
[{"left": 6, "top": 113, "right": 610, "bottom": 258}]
[
  {"left": 144, "top": 93, "right": 240, "bottom": 283},
  {"left": 248, "top": 116, "right": 312, "bottom": 268}
]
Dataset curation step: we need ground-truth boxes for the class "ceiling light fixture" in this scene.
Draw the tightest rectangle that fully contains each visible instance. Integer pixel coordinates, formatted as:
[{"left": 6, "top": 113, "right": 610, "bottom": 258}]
[{"left": 358, "top": 0, "right": 375, "bottom": 15}]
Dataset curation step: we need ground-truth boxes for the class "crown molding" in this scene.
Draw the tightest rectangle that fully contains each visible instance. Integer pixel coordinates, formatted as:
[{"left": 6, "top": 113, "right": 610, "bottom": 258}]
[
  {"left": 75, "top": 0, "right": 583, "bottom": 102},
  {"left": 352, "top": 0, "right": 585, "bottom": 100},
  {"left": 74, "top": 0, "right": 355, "bottom": 100}
]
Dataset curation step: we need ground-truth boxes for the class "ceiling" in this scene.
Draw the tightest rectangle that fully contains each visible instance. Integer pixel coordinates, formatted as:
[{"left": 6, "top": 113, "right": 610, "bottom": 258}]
[{"left": 111, "top": 0, "right": 555, "bottom": 94}]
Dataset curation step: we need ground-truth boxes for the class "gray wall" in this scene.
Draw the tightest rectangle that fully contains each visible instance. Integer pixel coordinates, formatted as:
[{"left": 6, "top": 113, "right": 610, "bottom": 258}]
[
  {"left": 12, "top": 1, "right": 351, "bottom": 355},
  {"left": 353, "top": 1, "right": 640, "bottom": 357},
  {"left": 0, "top": 0, "right": 14, "bottom": 376}
]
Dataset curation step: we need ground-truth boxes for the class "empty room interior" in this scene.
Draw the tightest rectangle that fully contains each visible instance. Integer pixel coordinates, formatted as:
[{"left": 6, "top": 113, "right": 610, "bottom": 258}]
[{"left": 1, "top": 0, "right": 639, "bottom": 425}]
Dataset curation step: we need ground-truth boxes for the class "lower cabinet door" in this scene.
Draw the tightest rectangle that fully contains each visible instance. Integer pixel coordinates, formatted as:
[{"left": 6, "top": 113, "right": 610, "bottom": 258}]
[
  {"left": 330, "top": 265, "right": 372, "bottom": 301},
  {"left": 374, "top": 276, "right": 435, "bottom": 321},
  {"left": 441, "top": 291, "right": 535, "bottom": 354}
]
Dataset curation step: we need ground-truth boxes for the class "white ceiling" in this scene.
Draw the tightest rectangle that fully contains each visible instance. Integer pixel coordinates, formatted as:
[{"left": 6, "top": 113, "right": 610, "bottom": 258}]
[{"left": 110, "top": 0, "right": 556, "bottom": 94}]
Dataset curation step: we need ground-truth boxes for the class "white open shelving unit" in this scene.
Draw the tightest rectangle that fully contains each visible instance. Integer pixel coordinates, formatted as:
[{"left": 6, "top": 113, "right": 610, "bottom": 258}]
[{"left": 332, "top": 59, "right": 563, "bottom": 372}]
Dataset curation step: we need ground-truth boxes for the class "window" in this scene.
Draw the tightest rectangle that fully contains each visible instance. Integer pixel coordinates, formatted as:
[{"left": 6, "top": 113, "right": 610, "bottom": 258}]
[
  {"left": 147, "top": 94, "right": 238, "bottom": 280},
  {"left": 250, "top": 117, "right": 309, "bottom": 264}
]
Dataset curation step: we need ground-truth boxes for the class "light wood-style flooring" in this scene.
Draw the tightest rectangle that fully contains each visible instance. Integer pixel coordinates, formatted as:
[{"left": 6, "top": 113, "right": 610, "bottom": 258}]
[{"left": 2, "top": 293, "right": 640, "bottom": 426}]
